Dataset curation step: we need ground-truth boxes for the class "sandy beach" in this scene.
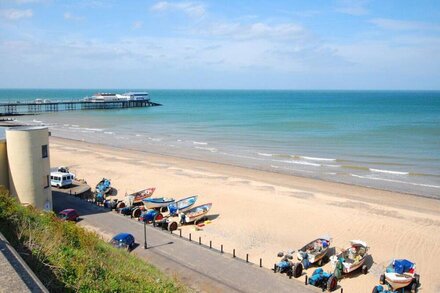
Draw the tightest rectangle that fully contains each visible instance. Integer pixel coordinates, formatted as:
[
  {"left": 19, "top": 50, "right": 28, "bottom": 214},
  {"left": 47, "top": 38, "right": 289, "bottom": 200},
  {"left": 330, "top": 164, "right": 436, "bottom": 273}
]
[{"left": 50, "top": 136, "right": 440, "bottom": 293}]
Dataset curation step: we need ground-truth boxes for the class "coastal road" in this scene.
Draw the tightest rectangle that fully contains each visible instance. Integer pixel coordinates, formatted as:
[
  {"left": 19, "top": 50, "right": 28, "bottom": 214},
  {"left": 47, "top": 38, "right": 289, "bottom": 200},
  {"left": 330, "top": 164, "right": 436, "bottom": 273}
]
[{"left": 53, "top": 193, "right": 318, "bottom": 293}]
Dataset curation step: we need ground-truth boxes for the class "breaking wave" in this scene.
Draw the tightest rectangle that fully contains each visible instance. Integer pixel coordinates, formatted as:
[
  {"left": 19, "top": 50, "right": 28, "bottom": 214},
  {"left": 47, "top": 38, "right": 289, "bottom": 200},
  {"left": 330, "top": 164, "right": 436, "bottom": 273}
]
[{"left": 370, "top": 168, "right": 409, "bottom": 175}]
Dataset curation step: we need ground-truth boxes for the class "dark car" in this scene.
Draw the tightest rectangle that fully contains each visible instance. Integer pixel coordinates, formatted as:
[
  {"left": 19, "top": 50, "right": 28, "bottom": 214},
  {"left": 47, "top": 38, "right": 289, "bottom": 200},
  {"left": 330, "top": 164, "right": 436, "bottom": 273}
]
[
  {"left": 58, "top": 209, "right": 79, "bottom": 221},
  {"left": 110, "top": 233, "right": 135, "bottom": 250}
]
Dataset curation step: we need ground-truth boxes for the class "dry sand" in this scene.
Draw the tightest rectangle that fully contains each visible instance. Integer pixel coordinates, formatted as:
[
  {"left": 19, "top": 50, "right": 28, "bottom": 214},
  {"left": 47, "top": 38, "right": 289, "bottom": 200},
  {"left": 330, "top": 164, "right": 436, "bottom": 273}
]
[{"left": 50, "top": 136, "right": 440, "bottom": 293}]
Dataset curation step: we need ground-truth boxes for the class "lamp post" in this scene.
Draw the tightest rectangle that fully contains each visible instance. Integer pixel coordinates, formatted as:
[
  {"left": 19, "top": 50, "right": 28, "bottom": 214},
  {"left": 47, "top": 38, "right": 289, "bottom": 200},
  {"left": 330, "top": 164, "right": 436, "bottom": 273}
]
[{"left": 143, "top": 221, "right": 148, "bottom": 249}]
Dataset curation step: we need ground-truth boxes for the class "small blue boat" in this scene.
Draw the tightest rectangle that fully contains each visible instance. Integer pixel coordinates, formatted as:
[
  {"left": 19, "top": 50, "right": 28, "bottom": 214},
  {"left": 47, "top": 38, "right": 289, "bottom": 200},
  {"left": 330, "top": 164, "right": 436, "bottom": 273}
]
[
  {"left": 168, "top": 195, "right": 198, "bottom": 215},
  {"left": 143, "top": 197, "right": 175, "bottom": 209},
  {"left": 96, "top": 178, "right": 111, "bottom": 194}
]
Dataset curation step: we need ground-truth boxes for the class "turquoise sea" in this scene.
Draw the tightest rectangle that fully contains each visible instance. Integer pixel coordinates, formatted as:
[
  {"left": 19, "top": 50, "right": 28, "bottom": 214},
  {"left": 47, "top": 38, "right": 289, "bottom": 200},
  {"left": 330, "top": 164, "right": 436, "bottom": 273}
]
[{"left": 1, "top": 89, "right": 439, "bottom": 198}]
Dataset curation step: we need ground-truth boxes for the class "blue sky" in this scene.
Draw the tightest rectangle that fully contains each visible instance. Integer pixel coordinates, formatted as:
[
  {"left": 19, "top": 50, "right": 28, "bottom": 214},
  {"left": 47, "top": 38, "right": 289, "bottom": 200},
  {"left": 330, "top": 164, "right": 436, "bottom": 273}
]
[{"left": 0, "top": 0, "right": 439, "bottom": 89}]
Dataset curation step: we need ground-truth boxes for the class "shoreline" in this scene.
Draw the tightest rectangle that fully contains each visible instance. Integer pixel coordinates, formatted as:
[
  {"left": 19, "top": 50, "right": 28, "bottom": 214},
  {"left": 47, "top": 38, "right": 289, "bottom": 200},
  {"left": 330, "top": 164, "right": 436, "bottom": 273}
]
[{"left": 49, "top": 136, "right": 440, "bottom": 292}]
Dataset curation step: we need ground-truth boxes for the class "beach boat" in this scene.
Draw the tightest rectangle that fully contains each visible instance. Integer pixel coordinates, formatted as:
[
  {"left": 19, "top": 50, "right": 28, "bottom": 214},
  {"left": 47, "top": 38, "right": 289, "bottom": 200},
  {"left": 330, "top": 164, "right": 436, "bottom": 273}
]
[
  {"left": 330, "top": 240, "right": 369, "bottom": 275},
  {"left": 114, "top": 187, "right": 156, "bottom": 210},
  {"left": 379, "top": 259, "right": 419, "bottom": 292},
  {"left": 166, "top": 203, "right": 212, "bottom": 231},
  {"left": 131, "top": 187, "right": 156, "bottom": 205},
  {"left": 181, "top": 203, "right": 212, "bottom": 223},
  {"left": 297, "top": 236, "right": 332, "bottom": 267},
  {"left": 96, "top": 178, "right": 111, "bottom": 194},
  {"left": 143, "top": 197, "right": 175, "bottom": 209},
  {"left": 138, "top": 195, "right": 197, "bottom": 223},
  {"left": 168, "top": 195, "right": 198, "bottom": 215}
]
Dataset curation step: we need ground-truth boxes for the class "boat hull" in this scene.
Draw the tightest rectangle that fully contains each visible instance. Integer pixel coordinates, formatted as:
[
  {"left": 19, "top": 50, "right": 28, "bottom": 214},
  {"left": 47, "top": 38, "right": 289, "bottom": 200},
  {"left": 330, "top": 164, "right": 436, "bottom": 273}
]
[
  {"left": 143, "top": 198, "right": 175, "bottom": 209},
  {"left": 297, "top": 237, "right": 331, "bottom": 264},
  {"left": 175, "top": 195, "right": 198, "bottom": 212},
  {"left": 131, "top": 188, "right": 156, "bottom": 204},
  {"left": 182, "top": 203, "right": 212, "bottom": 223},
  {"left": 330, "top": 240, "right": 368, "bottom": 274},
  {"left": 385, "top": 273, "right": 413, "bottom": 290}
]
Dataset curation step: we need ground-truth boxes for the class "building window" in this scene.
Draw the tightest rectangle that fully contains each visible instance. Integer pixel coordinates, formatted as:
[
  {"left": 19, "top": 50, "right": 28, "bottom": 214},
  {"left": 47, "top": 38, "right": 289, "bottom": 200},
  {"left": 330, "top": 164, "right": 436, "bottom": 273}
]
[
  {"left": 44, "top": 175, "right": 50, "bottom": 189},
  {"left": 42, "top": 145, "right": 48, "bottom": 158}
]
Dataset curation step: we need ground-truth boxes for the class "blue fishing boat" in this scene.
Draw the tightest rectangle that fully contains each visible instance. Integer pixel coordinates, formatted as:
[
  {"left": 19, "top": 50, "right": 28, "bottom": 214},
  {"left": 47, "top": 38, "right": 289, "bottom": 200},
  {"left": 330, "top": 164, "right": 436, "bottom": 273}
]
[
  {"left": 96, "top": 178, "right": 111, "bottom": 194},
  {"left": 168, "top": 195, "right": 198, "bottom": 215}
]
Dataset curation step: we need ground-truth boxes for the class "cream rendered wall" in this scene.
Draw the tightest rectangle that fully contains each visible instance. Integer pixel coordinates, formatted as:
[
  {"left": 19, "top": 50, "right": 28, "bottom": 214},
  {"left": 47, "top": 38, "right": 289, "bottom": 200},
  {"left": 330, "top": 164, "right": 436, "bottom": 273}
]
[
  {"left": 6, "top": 127, "right": 52, "bottom": 211},
  {"left": 0, "top": 139, "right": 8, "bottom": 189}
]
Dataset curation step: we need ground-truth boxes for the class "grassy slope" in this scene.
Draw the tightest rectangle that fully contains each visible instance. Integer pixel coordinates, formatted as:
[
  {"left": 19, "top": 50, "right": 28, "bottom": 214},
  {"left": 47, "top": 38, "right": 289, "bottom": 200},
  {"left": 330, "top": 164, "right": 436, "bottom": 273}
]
[{"left": 0, "top": 187, "right": 187, "bottom": 292}]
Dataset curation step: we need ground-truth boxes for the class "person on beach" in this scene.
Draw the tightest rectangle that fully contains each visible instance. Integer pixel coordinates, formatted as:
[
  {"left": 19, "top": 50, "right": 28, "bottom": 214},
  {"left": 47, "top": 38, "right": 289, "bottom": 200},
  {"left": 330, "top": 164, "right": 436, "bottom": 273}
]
[{"left": 334, "top": 257, "right": 343, "bottom": 279}]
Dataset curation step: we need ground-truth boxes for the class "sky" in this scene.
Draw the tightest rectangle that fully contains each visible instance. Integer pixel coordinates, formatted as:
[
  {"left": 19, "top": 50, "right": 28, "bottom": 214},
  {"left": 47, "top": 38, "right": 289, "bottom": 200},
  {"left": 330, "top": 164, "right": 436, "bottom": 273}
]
[{"left": 0, "top": 0, "right": 439, "bottom": 89}]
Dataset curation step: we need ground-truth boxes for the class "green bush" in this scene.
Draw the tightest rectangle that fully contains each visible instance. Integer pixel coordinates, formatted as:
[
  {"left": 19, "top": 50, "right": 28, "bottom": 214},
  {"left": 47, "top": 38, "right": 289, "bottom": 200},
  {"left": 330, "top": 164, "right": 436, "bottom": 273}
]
[{"left": 0, "top": 188, "right": 187, "bottom": 292}]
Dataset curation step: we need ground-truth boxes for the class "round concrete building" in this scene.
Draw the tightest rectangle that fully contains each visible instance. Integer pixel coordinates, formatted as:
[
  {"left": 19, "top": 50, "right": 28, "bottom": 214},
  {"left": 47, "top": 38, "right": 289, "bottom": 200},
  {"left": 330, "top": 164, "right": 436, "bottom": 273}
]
[
  {"left": 0, "top": 138, "right": 8, "bottom": 188},
  {"left": 6, "top": 126, "right": 52, "bottom": 211}
]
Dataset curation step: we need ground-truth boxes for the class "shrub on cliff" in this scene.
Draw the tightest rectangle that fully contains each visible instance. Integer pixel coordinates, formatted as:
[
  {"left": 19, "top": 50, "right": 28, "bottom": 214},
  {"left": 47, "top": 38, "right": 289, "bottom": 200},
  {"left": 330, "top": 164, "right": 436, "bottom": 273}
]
[{"left": 0, "top": 188, "right": 186, "bottom": 292}]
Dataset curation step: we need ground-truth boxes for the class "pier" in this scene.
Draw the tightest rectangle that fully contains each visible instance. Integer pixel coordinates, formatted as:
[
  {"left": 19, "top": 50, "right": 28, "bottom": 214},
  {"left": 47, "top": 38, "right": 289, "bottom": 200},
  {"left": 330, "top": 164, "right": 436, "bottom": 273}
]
[{"left": 0, "top": 99, "right": 161, "bottom": 116}]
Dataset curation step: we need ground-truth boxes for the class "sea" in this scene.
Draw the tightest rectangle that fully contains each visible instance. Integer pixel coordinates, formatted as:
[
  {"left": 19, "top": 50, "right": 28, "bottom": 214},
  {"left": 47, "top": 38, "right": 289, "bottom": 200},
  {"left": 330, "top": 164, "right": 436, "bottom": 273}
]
[{"left": 1, "top": 89, "right": 439, "bottom": 199}]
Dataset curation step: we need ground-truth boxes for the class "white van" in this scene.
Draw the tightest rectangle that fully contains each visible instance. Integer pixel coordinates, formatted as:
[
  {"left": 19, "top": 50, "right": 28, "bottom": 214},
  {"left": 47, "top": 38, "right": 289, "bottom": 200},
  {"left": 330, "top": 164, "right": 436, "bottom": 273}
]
[{"left": 50, "top": 172, "right": 74, "bottom": 188}]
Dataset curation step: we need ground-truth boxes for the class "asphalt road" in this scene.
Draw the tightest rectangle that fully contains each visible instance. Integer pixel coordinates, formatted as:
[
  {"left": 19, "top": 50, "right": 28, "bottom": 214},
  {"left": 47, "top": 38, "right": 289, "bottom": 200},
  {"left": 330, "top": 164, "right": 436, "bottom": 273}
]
[{"left": 53, "top": 192, "right": 317, "bottom": 293}]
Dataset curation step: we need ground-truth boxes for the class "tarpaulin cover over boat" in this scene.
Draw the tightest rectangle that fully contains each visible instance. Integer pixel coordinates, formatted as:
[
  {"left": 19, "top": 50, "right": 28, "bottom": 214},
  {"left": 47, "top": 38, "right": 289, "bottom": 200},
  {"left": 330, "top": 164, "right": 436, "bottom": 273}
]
[{"left": 393, "top": 259, "right": 414, "bottom": 274}]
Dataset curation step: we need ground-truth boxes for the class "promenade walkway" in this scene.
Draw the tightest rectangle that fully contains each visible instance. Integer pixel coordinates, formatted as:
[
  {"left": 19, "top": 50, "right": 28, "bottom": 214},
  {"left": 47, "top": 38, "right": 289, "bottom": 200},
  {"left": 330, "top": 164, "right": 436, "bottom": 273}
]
[
  {"left": 0, "top": 233, "right": 48, "bottom": 293},
  {"left": 53, "top": 192, "right": 317, "bottom": 293}
]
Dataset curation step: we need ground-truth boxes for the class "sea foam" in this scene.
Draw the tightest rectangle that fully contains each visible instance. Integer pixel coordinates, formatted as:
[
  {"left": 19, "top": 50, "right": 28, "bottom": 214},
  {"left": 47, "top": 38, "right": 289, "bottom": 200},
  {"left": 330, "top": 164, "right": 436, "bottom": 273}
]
[
  {"left": 300, "top": 156, "right": 336, "bottom": 162},
  {"left": 258, "top": 153, "right": 274, "bottom": 157},
  {"left": 274, "top": 159, "right": 321, "bottom": 167},
  {"left": 370, "top": 168, "right": 409, "bottom": 175},
  {"left": 350, "top": 174, "right": 440, "bottom": 189}
]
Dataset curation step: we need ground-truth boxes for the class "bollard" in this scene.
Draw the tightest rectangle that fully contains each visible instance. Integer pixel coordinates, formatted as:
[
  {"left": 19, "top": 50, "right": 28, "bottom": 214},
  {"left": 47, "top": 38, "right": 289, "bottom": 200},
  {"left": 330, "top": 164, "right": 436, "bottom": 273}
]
[
  {"left": 179, "top": 230, "right": 182, "bottom": 237},
  {"left": 305, "top": 275, "right": 308, "bottom": 285},
  {"left": 246, "top": 254, "right": 248, "bottom": 263},
  {"left": 221, "top": 244, "right": 223, "bottom": 253},
  {"left": 273, "top": 263, "right": 276, "bottom": 272},
  {"left": 199, "top": 237, "right": 201, "bottom": 245},
  {"left": 233, "top": 249, "right": 235, "bottom": 258},
  {"left": 209, "top": 240, "right": 212, "bottom": 249},
  {"left": 260, "top": 258, "right": 262, "bottom": 268},
  {"left": 189, "top": 233, "right": 192, "bottom": 241},
  {"left": 340, "top": 289, "right": 343, "bottom": 293}
]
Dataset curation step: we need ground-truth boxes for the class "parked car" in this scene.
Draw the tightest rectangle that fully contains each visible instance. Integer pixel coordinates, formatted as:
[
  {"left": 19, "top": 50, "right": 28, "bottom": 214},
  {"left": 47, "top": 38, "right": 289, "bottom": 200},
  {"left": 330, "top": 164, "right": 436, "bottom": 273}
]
[
  {"left": 110, "top": 233, "right": 135, "bottom": 250},
  {"left": 58, "top": 209, "right": 79, "bottom": 221}
]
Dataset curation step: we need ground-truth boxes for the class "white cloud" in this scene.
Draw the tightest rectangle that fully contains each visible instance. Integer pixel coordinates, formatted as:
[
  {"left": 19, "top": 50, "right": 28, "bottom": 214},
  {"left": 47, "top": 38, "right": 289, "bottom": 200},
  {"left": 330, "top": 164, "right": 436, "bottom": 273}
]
[
  {"left": 370, "top": 18, "right": 440, "bottom": 31},
  {"left": 193, "top": 22, "right": 307, "bottom": 41},
  {"left": 336, "top": 0, "right": 369, "bottom": 16},
  {"left": 0, "top": 8, "right": 33, "bottom": 20},
  {"left": 132, "top": 20, "right": 143, "bottom": 29},
  {"left": 150, "top": 1, "right": 206, "bottom": 18},
  {"left": 12, "top": 0, "right": 42, "bottom": 3},
  {"left": 64, "top": 12, "right": 84, "bottom": 21}
]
